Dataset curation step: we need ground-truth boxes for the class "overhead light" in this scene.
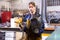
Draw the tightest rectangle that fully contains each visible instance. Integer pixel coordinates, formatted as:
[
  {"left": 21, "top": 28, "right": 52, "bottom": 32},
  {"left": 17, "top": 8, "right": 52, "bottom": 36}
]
[{"left": 5, "top": 0, "right": 18, "bottom": 2}]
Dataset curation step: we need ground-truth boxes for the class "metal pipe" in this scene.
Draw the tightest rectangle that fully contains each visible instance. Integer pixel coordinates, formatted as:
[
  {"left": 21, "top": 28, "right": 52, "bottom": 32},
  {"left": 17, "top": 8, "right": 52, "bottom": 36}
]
[{"left": 41, "top": 0, "right": 48, "bottom": 27}]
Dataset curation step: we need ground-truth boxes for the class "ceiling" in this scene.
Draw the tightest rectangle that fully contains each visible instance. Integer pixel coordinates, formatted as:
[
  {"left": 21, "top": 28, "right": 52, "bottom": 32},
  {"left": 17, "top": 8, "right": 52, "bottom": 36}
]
[{"left": 0, "top": 0, "right": 18, "bottom": 2}]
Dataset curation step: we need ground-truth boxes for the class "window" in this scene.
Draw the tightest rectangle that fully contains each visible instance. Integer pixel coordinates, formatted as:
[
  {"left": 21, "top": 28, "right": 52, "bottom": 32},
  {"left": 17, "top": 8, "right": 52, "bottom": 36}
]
[{"left": 47, "top": 0, "right": 60, "bottom": 6}]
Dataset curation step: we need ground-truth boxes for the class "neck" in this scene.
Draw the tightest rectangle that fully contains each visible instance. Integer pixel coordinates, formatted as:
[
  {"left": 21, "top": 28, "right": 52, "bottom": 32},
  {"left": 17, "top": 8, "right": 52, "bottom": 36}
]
[{"left": 30, "top": 9, "right": 36, "bottom": 14}]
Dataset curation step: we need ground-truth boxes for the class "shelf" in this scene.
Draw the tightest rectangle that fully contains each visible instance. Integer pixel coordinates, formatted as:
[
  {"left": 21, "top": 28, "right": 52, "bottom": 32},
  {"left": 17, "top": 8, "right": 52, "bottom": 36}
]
[{"left": 44, "top": 27, "right": 55, "bottom": 31}]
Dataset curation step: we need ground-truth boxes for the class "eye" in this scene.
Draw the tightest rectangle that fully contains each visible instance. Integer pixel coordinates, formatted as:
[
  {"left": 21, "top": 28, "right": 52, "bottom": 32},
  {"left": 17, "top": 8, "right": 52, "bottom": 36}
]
[{"left": 29, "top": 6, "right": 33, "bottom": 8}]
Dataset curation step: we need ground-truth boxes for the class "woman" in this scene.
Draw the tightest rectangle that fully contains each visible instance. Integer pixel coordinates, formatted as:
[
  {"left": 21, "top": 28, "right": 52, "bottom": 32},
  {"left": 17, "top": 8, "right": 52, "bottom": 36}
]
[
  {"left": 23, "top": 2, "right": 44, "bottom": 40},
  {"left": 24, "top": 2, "right": 40, "bottom": 21}
]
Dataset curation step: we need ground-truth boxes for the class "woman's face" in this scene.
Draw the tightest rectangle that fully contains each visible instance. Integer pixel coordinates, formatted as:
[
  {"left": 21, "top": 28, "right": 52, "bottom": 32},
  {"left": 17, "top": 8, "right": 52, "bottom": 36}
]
[{"left": 29, "top": 4, "right": 36, "bottom": 13}]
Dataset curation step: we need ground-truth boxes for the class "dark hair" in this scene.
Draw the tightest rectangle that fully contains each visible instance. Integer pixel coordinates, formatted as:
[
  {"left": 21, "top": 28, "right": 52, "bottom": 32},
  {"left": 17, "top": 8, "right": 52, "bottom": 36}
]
[{"left": 29, "top": 2, "right": 36, "bottom": 7}]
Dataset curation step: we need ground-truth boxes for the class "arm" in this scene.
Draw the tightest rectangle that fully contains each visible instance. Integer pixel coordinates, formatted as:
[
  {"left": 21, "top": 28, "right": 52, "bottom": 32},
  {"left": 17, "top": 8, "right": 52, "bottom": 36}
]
[{"left": 39, "top": 20, "right": 45, "bottom": 33}]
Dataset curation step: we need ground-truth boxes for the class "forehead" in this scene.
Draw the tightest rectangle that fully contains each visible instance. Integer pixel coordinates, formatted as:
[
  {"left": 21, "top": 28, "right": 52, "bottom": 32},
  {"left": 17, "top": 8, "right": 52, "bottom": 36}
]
[{"left": 29, "top": 4, "right": 34, "bottom": 7}]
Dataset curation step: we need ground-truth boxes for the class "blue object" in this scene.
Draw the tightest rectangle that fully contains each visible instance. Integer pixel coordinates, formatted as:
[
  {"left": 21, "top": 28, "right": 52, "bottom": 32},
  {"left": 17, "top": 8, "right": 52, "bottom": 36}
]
[
  {"left": 24, "top": 14, "right": 31, "bottom": 22},
  {"left": 46, "top": 27, "right": 60, "bottom": 40}
]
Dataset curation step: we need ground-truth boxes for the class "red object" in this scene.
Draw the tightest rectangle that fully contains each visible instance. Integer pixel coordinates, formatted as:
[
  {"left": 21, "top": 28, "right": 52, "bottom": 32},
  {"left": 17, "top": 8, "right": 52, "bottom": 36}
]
[{"left": 1, "top": 11, "right": 12, "bottom": 23}]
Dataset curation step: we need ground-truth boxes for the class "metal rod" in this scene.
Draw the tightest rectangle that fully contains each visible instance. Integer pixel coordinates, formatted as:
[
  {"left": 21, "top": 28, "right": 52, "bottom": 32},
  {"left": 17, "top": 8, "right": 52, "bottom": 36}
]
[{"left": 0, "top": 28, "right": 22, "bottom": 32}]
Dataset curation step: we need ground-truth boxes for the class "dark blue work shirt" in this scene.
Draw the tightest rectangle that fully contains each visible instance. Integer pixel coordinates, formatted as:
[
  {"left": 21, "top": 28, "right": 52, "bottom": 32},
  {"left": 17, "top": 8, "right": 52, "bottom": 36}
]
[{"left": 23, "top": 14, "right": 44, "bottom": 37}]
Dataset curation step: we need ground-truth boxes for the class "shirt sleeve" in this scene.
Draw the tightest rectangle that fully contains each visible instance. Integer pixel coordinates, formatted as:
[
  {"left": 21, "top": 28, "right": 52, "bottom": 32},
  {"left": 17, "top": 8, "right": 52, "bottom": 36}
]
[{"left": 23, "top": 14, "right": 31, "bottom": 22}]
